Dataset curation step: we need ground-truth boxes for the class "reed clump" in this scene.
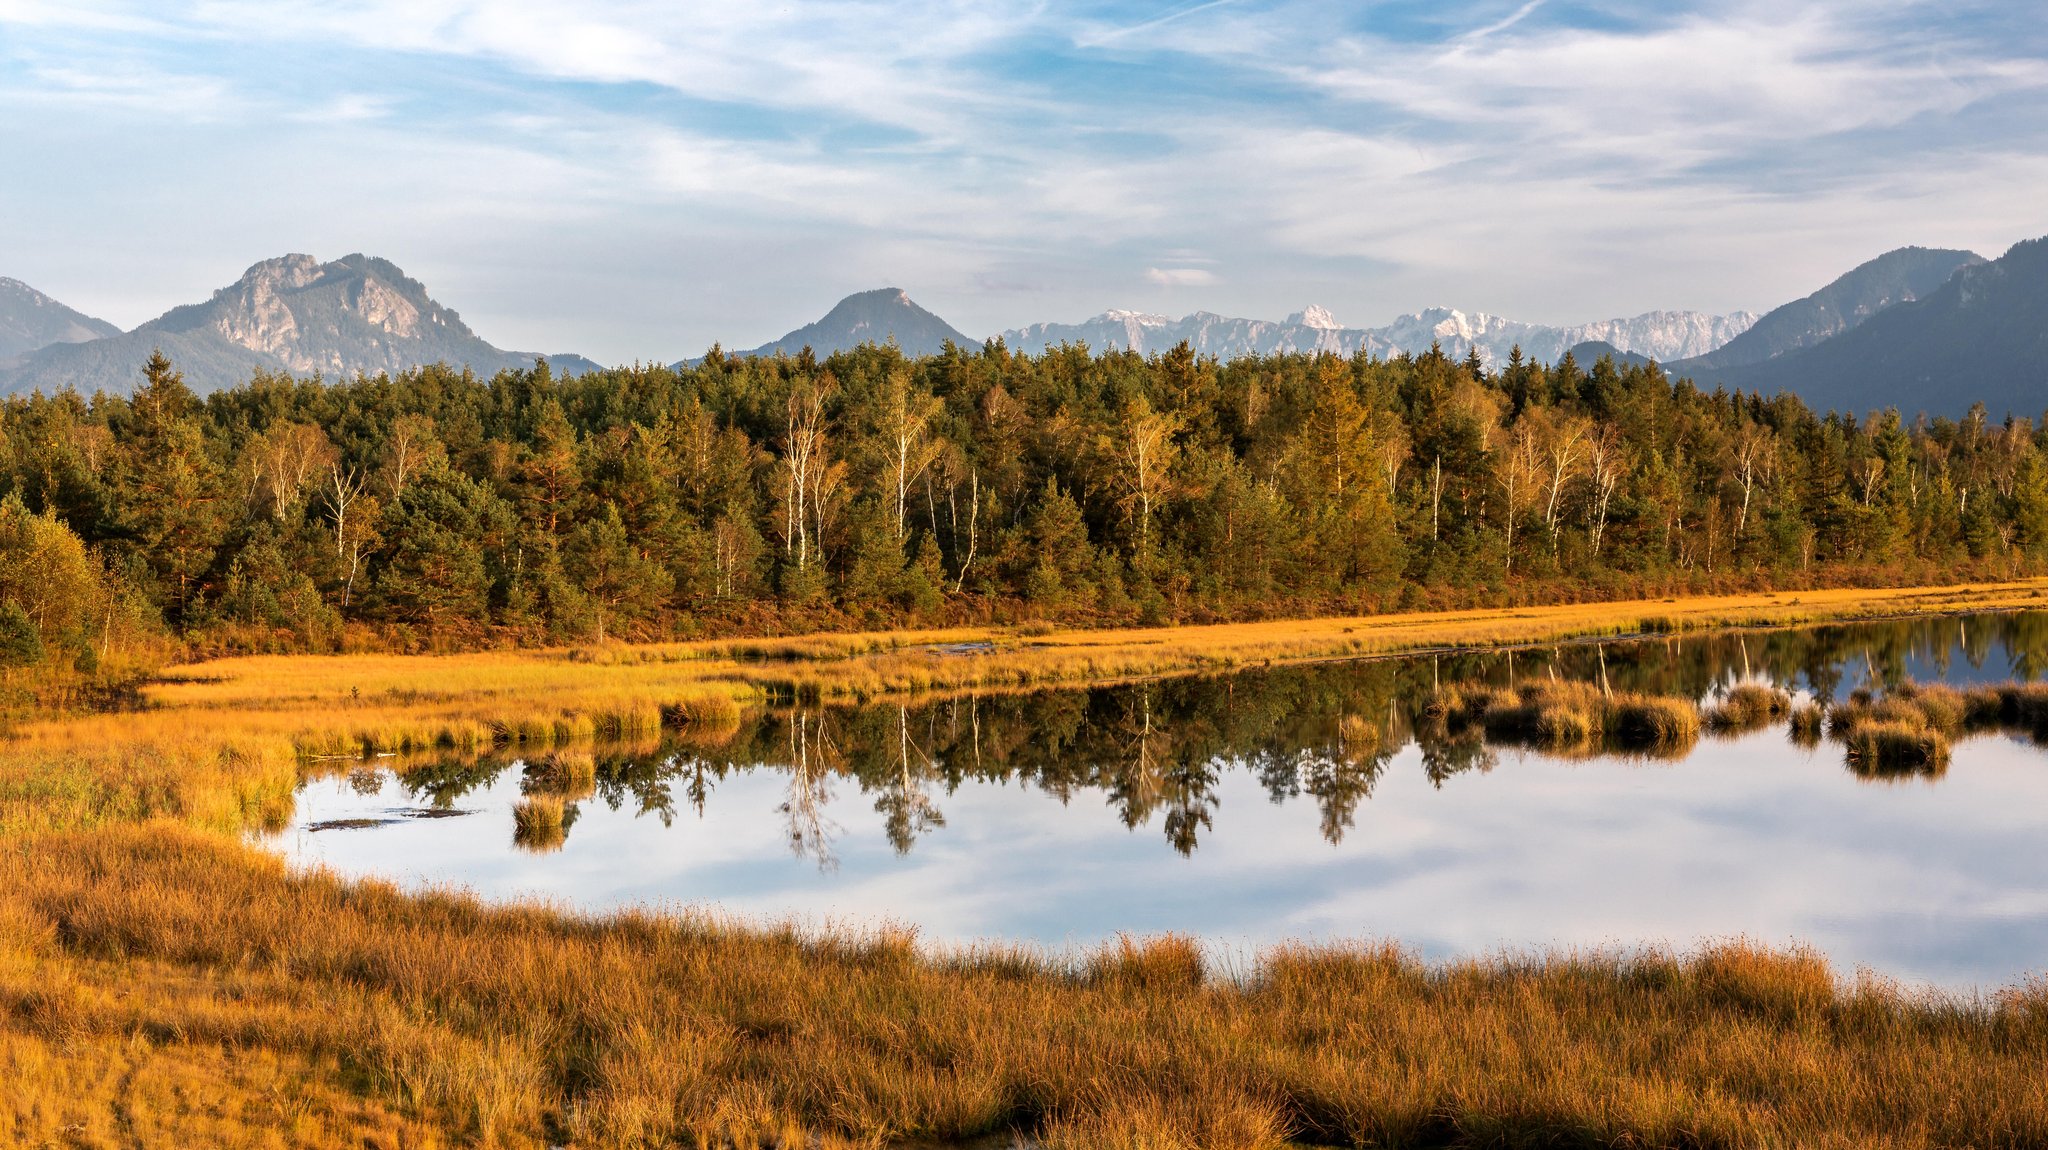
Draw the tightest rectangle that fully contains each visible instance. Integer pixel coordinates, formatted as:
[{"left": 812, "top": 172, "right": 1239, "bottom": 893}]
[
  {"left": 1842, "top": 720, "right": 1951, "bottom": 775},
  {"left": 1703, "top": 683, "right": 1793, "bottom": 732},
  {"left": 1428, "top": 682, "right": 1700, "bottom": 757},
  {"left": 522, "top": 751, "right": 597, "bottom": 801},
  {"left": 511, "top": 796, "right": 567, "bottom": 852},
  {"left": 1787, "top": 702, "right": 1825, "bottom": 746}
]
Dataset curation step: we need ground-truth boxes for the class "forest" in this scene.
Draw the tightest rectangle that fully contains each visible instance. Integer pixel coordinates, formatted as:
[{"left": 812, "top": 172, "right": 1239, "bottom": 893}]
[{"left": 3, "top": 337, "right": 2047, "bottom": 665}]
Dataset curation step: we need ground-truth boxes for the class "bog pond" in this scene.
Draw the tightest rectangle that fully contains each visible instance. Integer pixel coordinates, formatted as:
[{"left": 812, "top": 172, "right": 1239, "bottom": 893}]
[{"left": 277, "top": 612, "right": 2048, "bottom": 989}]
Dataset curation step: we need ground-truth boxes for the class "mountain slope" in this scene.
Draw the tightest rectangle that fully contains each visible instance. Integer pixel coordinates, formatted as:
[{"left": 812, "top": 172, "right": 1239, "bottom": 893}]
[
  {"left": 1000, "top": 305, "right": 1755, "bottom": 367},
  {"left": 730, "top": 289, "right": 974, "bottom": 360},
  {"left": 0, "top": 254, "right": 596, "bottom": 395},
  {"left": 0, "top": 277, "right": 121, "bottom": 361},
  {"left": 1672, "top": 246, "right": 1984, "bottom": 374},
  {"left": 1708, "top": 237, "right": 2048, "bottom": 417}
]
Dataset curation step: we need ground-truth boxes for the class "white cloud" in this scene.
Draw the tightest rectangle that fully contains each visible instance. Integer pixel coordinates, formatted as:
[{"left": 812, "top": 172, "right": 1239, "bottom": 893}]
[{"left": 1, "top": 0, "right": 2045, "bottom": 358}]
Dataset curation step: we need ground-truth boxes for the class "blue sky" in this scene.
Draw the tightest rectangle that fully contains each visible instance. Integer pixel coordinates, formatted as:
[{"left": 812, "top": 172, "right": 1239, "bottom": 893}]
[{"left": 2, "top": 0, "right": 2045, "bottom": 362}]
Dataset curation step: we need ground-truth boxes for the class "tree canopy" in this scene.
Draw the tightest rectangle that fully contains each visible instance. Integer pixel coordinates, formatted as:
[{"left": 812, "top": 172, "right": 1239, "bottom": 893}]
[{"left": 2, "top": 341, "right": 2043, "bottom": 652}]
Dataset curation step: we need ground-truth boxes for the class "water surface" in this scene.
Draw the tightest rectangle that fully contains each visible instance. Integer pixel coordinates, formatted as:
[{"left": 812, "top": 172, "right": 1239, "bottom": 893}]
[{"left": 279, "top": 612, "right": 2048, "bottom": 988}]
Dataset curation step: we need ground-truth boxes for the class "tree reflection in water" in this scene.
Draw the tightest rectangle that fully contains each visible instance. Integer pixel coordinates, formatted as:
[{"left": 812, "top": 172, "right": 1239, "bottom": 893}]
[{"left": 366, "top": 611, "right": 2048, "bottom": 858}]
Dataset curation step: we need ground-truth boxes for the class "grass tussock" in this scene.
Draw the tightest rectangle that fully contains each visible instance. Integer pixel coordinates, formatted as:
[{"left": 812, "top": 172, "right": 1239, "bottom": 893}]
[
  {"left": 511, "top": 797, "right": 567, "bottom": 853},
  {"left": 1788, "top": 702, "right": 1826, "bottom": 747},
  {"left": 1428, "top": 681, "right": 1700, "bottom": 757},
  {"left": 521, "top": 751, "right": 596, "bottom": 800},
  {"left": 1817, "top": 680, "right": 2048, "bottom": 776},
  {"left": 5, "top": 825, "right": 2048, "bottom": 1149},
  {"left": 1704, "top": 683, "right": 1794, "bottom": 732},
  {"left": 1842, "top": 721, "right": 1952, "bottom": 775}
]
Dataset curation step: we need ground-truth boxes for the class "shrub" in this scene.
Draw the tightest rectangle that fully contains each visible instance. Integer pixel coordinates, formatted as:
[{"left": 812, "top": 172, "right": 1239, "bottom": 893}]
[{"left": 0, "top": 601, "right": 44, "bottom": 667}]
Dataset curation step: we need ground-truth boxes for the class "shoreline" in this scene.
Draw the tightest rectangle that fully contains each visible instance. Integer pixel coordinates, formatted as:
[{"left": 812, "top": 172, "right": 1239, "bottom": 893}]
[{"left": 7, "top": 580, "right": 2048, "bottom": 1145}]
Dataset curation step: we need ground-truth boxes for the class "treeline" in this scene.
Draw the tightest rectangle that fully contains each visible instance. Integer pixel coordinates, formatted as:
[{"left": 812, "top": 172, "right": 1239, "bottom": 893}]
[{"left": 3, "top": 338, "right": 2047, "bottom": 662}]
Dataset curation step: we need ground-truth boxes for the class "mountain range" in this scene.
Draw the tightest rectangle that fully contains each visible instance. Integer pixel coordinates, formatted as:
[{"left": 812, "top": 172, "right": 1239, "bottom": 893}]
[
  {"left": 998, "top": 304, "right": 1757, "bottom": 367},
  {"left": 0, "top": 254, "right": 597, "bottom": 395},
  {"left": 5, "top": 239, "right": 2046, "bottom": 418}
]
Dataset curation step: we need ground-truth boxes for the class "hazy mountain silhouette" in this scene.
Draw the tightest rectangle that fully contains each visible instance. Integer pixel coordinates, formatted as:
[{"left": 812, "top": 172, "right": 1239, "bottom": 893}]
[
  {"left": 0, "top": 277, "right": 120, "bottom": 362},
  {"left": 1671, "top": 246, "right": 1984, "bottom": 375},
  {"left": 1702, "top": 237, "right": 2048, "bottom": 418}
]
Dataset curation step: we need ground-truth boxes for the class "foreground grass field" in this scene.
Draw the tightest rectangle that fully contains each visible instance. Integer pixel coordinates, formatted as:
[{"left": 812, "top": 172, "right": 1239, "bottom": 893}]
[{"left": 7, "top": 579, "right": 2048, "bottom": 1147}]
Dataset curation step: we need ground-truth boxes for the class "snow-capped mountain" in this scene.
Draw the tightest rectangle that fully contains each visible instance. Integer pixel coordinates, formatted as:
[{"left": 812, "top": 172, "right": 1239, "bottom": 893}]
[{"left": 999, "top": 305, "right": 1757, "bottom": 366}]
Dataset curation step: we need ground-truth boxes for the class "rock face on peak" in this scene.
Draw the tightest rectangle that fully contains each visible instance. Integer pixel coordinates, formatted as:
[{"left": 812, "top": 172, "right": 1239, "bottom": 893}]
[
  {"left": 0, "top": 254, "right": 597, "bottom": 395},
  {"left": 727, "top": 288, "right": 974, "bottom": 360},
  {"left": 999, "top": 304, "right": 1755, "bottom": 366},
  {"left": 0, "top": 277, "right": 120, "bottom": 361}
]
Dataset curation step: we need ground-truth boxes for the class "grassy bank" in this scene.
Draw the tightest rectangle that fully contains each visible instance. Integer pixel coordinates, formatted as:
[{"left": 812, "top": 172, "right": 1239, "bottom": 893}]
[
  {"left": 53, "top": 576, "right": 2048, "bottom": 748},
  {"left": 8, "top": 581, "right": 2048, "bottom": 1146},
  {"left": 7, "top": 825, "right": 2046, "bottom": 1149}
]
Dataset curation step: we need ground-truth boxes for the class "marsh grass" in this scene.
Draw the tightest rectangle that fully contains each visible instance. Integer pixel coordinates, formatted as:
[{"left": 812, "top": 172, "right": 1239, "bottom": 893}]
[
  {"left": 6, "top": 824, "right": 2048, "bottom": 1149},
  {"left": 1704, "top": 683, "right": 1794, "bottom": 732},
  {"left": 510, "top": 796, "right": 568, "bottom": 853},
  {"left": 12, "top": 582, "right": 2048, "bottom": 1145},
  {"left": 1428, "top": 681, "right": 1700, "bottom": 757},
  {"left": 1788, "top": 702, "right": 1826, "bottom": 746},
  {"left": 521, "top": 751, "right": 597, "bottom": 801}
]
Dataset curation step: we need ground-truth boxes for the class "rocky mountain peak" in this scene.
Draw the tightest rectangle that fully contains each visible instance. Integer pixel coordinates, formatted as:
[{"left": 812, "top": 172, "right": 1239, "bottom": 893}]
[
  {"left": 1286, "top": 305, "right": 1340, "bottom": 329},
  {"left": 2, "top": 253, "right": 593, "bottom": 394}
]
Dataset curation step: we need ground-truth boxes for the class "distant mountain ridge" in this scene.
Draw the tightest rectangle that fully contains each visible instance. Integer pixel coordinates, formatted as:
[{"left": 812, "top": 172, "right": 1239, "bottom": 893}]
[
  {"left": 0, "top": 277, "right": 120, "bottom": 362},
  {"left": 1671, "top": 246, "right": 1984, "bottom": 374},
  {"left": 999, "top": 304, "right": 1757, "bottom": 367},
  {"left": 0, "top": 254, "right": 598, "bottom": 395},
  {"left": 1695, "top": 237, "right": 2048, "bottom": 418}
]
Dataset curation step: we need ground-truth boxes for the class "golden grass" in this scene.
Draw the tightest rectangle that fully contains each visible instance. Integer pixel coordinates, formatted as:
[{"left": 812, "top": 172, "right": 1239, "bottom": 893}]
[
  {"left": 5, "top": 824, "right": 2047, "bottom": 1149},
  {"left": 1789, "top": 702, "right": 1827, "bottom": 746},
  {"left": 2, "top": 575, "right": 2026, "bottom": 781},
  {"left": 8, "top": 580, "right": 2048, "bottom": 1145},
  {"left": 1705, "top": 683, "right": 1795, "bottom": 732},
  {"left": 510, "top": 796, "right": 568, "bottom": 853},
  {"left": 1427, "top": 680, "right": 1701, "bottom": 757}
]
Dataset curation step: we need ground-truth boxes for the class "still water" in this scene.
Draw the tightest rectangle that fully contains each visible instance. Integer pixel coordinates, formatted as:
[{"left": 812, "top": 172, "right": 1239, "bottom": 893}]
[{"left": 278, "top": 613, "right": 2048, "bottom": 989}]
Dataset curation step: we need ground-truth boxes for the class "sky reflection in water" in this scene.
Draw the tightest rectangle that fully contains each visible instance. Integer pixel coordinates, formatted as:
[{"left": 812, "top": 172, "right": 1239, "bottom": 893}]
[{"left": 278, "top": 612, "right": 2048, "bottom": 989}]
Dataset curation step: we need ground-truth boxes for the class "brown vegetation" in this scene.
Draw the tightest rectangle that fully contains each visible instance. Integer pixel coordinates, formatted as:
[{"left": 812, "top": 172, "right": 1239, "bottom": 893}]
[
  {"left": 1704, "top": 682, "right": 1794, "bottom": 732},
  {"left": 1426, "top": 679, "right": 1701, "bottom": 757},
  {"left": 6, "top": 825, "right": 2048, "bottom": 1149},
  {"left": 9, "top": 589, "right": 2048, "bottom": 1145}
]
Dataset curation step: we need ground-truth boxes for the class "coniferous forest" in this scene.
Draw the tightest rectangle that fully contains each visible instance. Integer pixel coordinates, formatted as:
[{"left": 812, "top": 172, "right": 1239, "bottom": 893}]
[{"left": 3, "top": 339, "right": 2046, "bottom": 661}]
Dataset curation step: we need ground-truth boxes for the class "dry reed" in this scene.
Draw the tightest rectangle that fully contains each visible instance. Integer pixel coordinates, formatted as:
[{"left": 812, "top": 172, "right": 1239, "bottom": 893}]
[{"left": 5, "top": 824, "right": 2047, "bottom": 1149}]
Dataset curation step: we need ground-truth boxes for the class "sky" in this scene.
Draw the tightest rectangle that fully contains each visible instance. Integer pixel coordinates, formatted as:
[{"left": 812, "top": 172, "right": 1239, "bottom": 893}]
[{"left": 2, "top": 0, "right": 2045, "bottom": 363}]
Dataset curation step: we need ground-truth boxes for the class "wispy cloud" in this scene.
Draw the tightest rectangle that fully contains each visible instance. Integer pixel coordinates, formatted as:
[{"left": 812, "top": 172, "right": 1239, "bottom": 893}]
[{"left": 0, "top": 0, "right": 2044, "bottom": 358}]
